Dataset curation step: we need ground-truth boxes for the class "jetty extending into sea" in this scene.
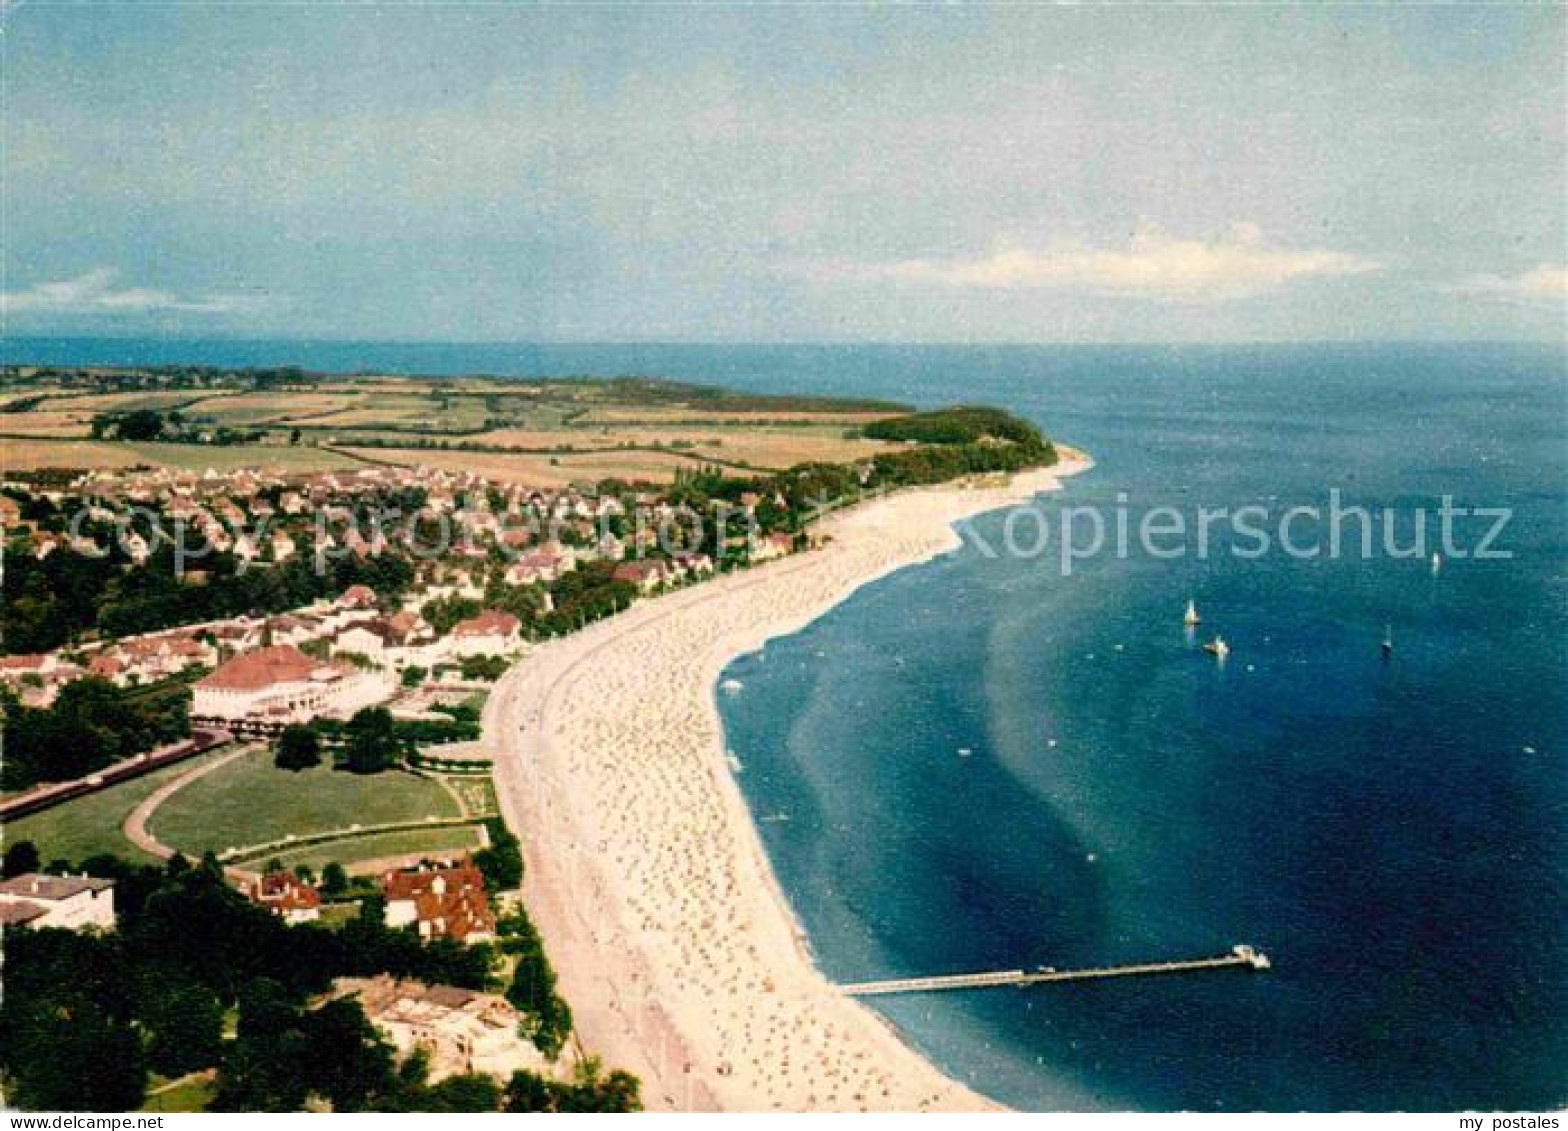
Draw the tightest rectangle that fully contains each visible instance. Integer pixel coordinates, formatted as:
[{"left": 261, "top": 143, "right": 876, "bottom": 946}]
[{"left": 838, "top": 944, "right": 1271, "bottom": 997}]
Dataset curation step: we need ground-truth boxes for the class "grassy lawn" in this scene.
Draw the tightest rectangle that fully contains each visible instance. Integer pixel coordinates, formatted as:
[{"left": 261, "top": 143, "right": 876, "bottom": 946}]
[
  {"left": 318, "top": 901, "right": 364, "bottom": 928},
  {"left": 441, "top": 775, "right": 499, "bottom": 818},
  {"left": 6, "top": 748, "right": 235, "bottom": 866},
  {"left": 147, "top": 748, "right": 460, "bottom": 858},
  {"left": 266, "top": 824, "right": 483, "bottom": 873},
  {"left": 140, "top": 1074, "right": 215, "bottom": 1113}
]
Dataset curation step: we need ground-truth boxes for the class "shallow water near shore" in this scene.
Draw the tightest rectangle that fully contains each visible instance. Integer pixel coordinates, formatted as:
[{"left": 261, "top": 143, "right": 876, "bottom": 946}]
[{"left": 11, "top": 339, "right": 1566, "bottom": 1110}]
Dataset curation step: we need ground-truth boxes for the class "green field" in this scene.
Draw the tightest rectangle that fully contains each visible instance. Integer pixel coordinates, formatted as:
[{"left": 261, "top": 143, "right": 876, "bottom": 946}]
[
  {"left": 146, "top": 749, "right": 460, "bottom": 858},
  {"left": 441, "top": 775, "right": 499, "bottom": 818},
  {"left": 266, "top": 825, "right": 483, "bottom": 874},
  {"left": 140, "top": 1075, "right": 216, "bottom": 1113},
  {"left": 119, "top": 441, "right": 359, "bottom": 473},
  {"left": 6, "top": 748, "right": 235, "bottom": 865}
]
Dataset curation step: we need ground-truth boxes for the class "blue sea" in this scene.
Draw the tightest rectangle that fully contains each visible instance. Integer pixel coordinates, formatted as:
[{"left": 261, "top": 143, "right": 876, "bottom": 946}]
[{"left": 5, "top": 338, "right": 1565, "bottom": 1111}]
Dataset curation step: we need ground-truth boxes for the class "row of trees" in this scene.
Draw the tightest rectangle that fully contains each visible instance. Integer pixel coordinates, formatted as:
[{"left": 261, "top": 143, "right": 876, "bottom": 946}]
[
  {"left": 275, "top": 699, "right": 486, "bottom": 776},
  {"left": 2, "top": 533, "right": 414, "bottom": 655}
]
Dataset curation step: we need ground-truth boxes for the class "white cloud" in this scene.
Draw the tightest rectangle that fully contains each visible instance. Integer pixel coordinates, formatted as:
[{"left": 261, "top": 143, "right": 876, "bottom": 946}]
[
  {"left": 801, "top": 222, "right": 1381, "bottom": 303},
  {"left": 0, "top": 268, "right": 265, "bottom": 317},
  {"left": 1452, "top": 264, "right": 1567, "bottom": 306}
]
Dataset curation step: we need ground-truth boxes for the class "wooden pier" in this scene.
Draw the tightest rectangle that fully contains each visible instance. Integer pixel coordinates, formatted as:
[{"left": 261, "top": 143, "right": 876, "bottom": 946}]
[{"left": 838, "top": 944, "right": 1271, "bottom": 997}]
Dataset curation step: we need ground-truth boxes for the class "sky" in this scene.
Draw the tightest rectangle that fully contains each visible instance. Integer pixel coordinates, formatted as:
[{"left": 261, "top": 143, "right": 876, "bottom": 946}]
[{"left": 2, "top": 3, "right": 1564, "bottom": 343}]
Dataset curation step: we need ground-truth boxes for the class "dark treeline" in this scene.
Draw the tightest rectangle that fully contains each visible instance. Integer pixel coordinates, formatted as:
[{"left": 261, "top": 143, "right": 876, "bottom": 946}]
[
  {"left": 2, "top": 537, "right": 413, "bottom": 655},
  {"left": 862, "top": 404, "right": 1048, "bottom": 447},
  {"left": 1, "top": 676, "right": 191, "bottom": 790}
]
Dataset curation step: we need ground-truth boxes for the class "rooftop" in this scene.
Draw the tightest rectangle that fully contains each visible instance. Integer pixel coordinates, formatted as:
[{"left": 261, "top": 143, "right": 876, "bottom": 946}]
[
  {"left": 196, "top": 644, "right": 330, "bottom": 691},
  {"left": 0, "top": 873, "right": 115, "bottom": 901}
]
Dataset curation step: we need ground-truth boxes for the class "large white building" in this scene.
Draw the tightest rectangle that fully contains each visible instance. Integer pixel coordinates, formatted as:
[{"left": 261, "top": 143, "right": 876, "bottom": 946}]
[
  {"left": 334, "top": 976, "right": 553, "bottom": 1082},
  {"left": 192, "top": 644, "right": 389, "bottom": 726},
  {"left": 0, "top": 874, "right": 116, "bottom": 932},
  {"left": 448, "top": 610, "right": 522, "bottom": 659}
]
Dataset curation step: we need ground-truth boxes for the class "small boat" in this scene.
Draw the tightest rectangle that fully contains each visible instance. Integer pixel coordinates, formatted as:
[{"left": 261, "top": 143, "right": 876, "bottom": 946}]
[
  {"left": 1202, "top": 635, "right": 1230, "bottom": 659},
  {"left": 1184, "top": 599, "right": 1201, "bottom": 627},
  {"left": 720, "top": 678, "right": 744, "bottom": 695},
  {"left": 1381, "top": 625, "right": 1393, "bottom": 656}
]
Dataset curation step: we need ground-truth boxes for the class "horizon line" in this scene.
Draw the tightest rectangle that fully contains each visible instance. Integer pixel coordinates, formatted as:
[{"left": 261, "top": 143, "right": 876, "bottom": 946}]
[{"left": 1, "top": 334, "right": 1561, "bottom": 351}]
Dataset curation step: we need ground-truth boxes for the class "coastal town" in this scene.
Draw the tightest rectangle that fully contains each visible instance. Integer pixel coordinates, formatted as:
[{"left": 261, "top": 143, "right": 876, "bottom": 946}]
[
  {"left": 0, "top": 366, "right": 1063, "bottom": 1112},
  {"left": 7, "top": 5, "right": 1561, "bottom": 1119}
]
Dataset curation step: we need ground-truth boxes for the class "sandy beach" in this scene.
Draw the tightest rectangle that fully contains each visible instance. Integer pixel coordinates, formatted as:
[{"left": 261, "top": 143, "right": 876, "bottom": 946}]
[{"left": 484, "top": 455, "right": 1090, "bottom": 1111}]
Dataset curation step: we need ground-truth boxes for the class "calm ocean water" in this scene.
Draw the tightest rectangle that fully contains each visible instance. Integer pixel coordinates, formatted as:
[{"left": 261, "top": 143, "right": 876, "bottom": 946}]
[{"left": 6, "top": 338, "right": 1565, "bottom": 1110}]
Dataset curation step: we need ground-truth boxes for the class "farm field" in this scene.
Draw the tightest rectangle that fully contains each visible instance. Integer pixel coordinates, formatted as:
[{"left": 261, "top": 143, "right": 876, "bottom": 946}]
[
  {"left": 0, "top": 437, "right": 362, "bottom": 473},
  {"left": 0, "top": 412, "right": 103, "bottom": 437},
  {"left": 466, "top": 425, "right": 897, "bottom": 468},
  {"left": 0, "top": 366, "right": 915, "bottom": 485},
  {"left": 1, "top": 438, "right": 150, "bottom": 471},
  {"left": 181, "top": 391, "right": 356, "bottom": 425},
  {"left": 119, "top": 441, "right": 361, "bottom": 473},
  {"left": 6, "top": 747, "right": 237, "bottom": 865},
  {"left": 340, "top": 444, "right": 736, "bottom": 486},
  {"left": 146, "top": 747, "right": 460, "bottom": 858},
  {"left": 575, "top": 405, "right": 897, "bottom": 426}
]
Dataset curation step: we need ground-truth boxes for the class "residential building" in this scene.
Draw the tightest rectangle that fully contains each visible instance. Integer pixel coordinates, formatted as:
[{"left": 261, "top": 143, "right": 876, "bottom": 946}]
[
  {"left": 448, "top": 610, "right": 521, "bottom": 658},
  {"left": 381, "top": 860, "right": 496, "bottom": 944},
  {"left": 244, "top": 871, "right": 324, "bottom": 924},
  {"left": 333, "top": 976, "right": 552, "bottom": 1081},
  {"left": 0, "top": 874, "right": 116, "bottom": 932}
]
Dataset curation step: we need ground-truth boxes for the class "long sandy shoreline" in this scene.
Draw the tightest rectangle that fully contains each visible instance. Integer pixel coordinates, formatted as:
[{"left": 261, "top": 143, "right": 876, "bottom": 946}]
[{"left": 484, "top": 454, "right": 1090, "bottom": 1111}]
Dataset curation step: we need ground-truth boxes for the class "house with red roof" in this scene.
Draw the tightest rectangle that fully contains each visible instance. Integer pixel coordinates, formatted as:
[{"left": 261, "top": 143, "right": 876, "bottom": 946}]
[
  {"left": 338, "top": 584, "right": 379, "bottom": 610},
  {"left": 381, "top": 860, "right": 496, "bottom": 944},
  {"left": 612, "top": 559, "right": 674, "bottom": 594},
  {"left": 244, "top": 871, "right": 324, "bottom": 924},
  {"left": 448, "top": 610, "right": 521, "bottom": 658}
]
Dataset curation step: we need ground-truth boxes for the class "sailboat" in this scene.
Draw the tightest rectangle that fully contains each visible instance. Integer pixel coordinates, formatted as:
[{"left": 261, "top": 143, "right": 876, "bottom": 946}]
[
  {"left": 1184, "top": 599, "right": 1201, "bottom": 627},
  {"left": 1431, "top": 552, "right": 1442, "bottom": 575},
  {"left": 1381, "top": 624, "right": 1393, "bottom": 656},
  {"left": 1202, "top": 635, "right": 1230, "bottom": 659}
]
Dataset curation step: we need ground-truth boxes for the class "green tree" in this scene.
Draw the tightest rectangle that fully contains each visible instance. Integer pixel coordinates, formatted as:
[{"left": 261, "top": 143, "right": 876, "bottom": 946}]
[
  {"left": 4, "top": 998, "right": 148, "bottom": 1110},
  {"left": 472, "top": 818, "right": 522, "bottom": 892},
  {"left": 213, "top": 978, "right": 309, "bottom": 1112},
  {"left": 407, "top": 1073, "right": 502, "bottom": 1112},
  {"left": 274, "top": 723, "right": 321, "bottom": 771},
  {"left": 320, "top": 862, "right": 348, "bottom": 896},
  {"left": 504, "top": 1070, "right": 556, "bottom": 1113},
  {"left": 144, "top": 983, "right": 225, "bottom": 1077},
  {"left": 3, "top": 839, "right": 40, "bottom": 877},
  {"left": 338, "top": 706, "right": 399, "bottom": 774},
  {"left": 116, "top": 409, "right": 165, "bottom": 441},
  {"left": 302, "top": 998, "right": 395, "bottom": 1111}
]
